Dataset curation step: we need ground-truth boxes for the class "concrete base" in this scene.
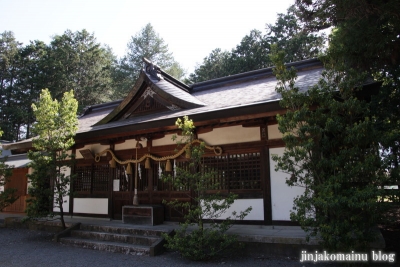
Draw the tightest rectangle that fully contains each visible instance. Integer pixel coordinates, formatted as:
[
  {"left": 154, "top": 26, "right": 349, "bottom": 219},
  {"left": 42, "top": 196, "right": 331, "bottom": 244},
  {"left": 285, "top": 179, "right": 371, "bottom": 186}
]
[{"left": 122, "top": 205, "right": 164, "bottom": 226}]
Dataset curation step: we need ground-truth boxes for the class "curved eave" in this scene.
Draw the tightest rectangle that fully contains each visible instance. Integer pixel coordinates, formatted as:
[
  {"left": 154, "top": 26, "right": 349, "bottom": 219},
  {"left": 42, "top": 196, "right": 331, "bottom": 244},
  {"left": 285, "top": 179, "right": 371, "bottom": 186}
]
[
  {"left": 94, "top": 74, "right": 147, "bottom": 125},
  {"left": 74, "top": 98, "right": 284, "bottom": 145},
  {"left": 145, "top": 72, "right": 206, "bottom": 109},
  {"left": 2, "top": 139, "right": 33, "bottom": 152},
  {"left": 95, "top": 70, "right": 205, "bottom": 126}
]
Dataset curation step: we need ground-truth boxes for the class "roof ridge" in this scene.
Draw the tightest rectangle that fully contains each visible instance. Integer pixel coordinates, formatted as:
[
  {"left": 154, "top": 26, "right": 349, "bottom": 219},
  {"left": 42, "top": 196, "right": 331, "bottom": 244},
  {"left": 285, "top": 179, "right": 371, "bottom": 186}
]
[
  {"left": 143, "top": 57, "right": 191, "bottom": 92},
  {"left": 190, "top": 58, "right": 322, "bottom": 91}
]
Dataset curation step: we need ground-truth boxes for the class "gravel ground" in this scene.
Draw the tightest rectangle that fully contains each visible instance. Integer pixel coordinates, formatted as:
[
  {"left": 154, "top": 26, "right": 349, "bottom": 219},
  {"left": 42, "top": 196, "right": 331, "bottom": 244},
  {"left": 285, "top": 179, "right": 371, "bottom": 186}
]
[{"left": 0, "top": 227, "right": 333, "bottom": 267}]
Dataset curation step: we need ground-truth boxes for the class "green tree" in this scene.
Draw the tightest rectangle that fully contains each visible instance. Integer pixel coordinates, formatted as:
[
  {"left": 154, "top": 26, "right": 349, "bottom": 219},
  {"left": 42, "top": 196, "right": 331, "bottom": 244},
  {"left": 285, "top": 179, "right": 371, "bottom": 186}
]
[
  {"left": 1, "top": 30, "right": 116, "bottom": 140},
  {"left": 295, "top": 0, "right": 400, "bottom": 70},
  {"left": 163, "top": 116, "right": 251, "bottom": 261},
  {"left": 0, "top": 31, "right": 23, "bottom": 141},
  {"left": 230, "top": 30, "right": 271, "bottom": 74},
  {"left": 15, "top": 40, "right": 50, "bottom": 139},
  {"left": 296, "top": 0, "right": 400, "bottom": 214},
  {"left": 265, "top": 5, "right": 325, "bottom": 63},
  {"left": 295, "top": 0, "right": 400, "bottom": 222},
  {"left": 47, "top": 29, "right": 115, "bottom": 111},
  {"left": 186, "top": 48, "right": 233, "bottom": 83},
  {"left": 26, "top": 89, "right": 78, "bottom": 229},
  {"left": 116, "top": 23, "right": 185, "bottom": 97},
  {"left": 0, "top": 129, "right": 18, "bottom": 211},
  {"left": 186, "top": 6, "right": 326, "bottom": 83},
  {"left": 270, "top": 46, "right": 395, "bottom": 251}
]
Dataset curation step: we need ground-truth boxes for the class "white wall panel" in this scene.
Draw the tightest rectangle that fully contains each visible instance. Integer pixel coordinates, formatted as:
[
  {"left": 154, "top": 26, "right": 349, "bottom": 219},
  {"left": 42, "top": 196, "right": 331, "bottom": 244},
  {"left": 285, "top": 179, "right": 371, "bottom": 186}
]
[
  {"left": 152, "top": 134, "right": 176, "bottom": 146},
  {"left": 199, "top": 126, "right": 260, "bottom": 146},
  {"left": 73, "top": 198, "right": 108, "bottom": 214},
  {"left": 202, "top": 199, "right": 263, "bottom": 221},
  {"left": 268, "top": 124, "right": 283, "bottom": 139},
  {"left": 269, "top": 147, "right": 304, "bottom": 221},
  {"left": 115, "top": 139, "right": 146, "bottom": 150}
]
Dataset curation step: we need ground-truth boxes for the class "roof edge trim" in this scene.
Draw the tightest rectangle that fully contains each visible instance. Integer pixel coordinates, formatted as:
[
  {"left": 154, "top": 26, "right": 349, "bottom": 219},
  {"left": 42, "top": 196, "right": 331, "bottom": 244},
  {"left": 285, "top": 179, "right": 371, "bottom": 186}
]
[{"left": 190, "top": 58, "right": 323, "bottom": 91}]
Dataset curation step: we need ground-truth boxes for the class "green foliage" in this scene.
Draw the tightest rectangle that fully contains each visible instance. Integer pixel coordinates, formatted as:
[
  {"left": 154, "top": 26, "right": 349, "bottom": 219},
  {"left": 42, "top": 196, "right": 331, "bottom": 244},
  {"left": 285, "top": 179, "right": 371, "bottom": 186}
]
[
  {"left": 270, "top": 46, "right": 396, "bottom": 251},
  {"left": 25, "top": 151, "right": 52, "bottom": 218},
  {"left": 0, "top": 129, "right": 18, "bottom": 211},
  {"left": 295, "top": 0, "right": 400, "bottom": 226},
  {"left": 295, "top": 0, "right": 400, "bottom": 70},
  {"left": 265, "top": 5, "right": 326, "bottom": 63},
  {"left": 0, "top": 30, "right": 115, "bottom": 141},
  {"left": 0, "top": 31, "right": 23, "bottom": 141},
  {"left": 115, "top": 23, "right": 185, "bottom": 97},
  {"left": 47, "top": 29, "right": 115, "bottom": 111},
  {"left": 26, "top": 89, "right": 78, "bottom": 229},
  {"left": 186, "top": 6, "right": 326, "bottom": 83},
  {"left": 185, "top": 48, "right": 233, "bottom": 83},
  {"left": 163, "top": 116, "right": 252, "bottom": 261}
]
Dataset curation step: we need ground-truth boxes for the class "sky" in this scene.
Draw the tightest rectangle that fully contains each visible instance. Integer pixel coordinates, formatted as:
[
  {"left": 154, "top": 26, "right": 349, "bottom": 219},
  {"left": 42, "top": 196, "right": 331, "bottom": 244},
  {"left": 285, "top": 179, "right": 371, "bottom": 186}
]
[{"left": 1, "top": 0, "right": 295, "bottom": 73}]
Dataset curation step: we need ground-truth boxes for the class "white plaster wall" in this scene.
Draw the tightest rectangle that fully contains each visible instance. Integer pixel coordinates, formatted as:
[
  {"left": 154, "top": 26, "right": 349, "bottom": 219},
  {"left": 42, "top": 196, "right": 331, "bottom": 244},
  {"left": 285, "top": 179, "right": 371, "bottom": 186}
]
[
  {"left": 202, "top": 199, "right": 263, "bottom": 221},
  {"left": 73, "top": 198, "right": 108, "bottom": 214},
  {"left": 269, "top": 147, "right": 305, "bottom": 221},
  {"left": 115, "top": 139, "right": 147, "bottom": 150},
  {"left": 199, "top": 126, "right": 260, "bottom": 146},
  {"left": 268, "top": 124, "right": 283, "bottom": 139},
  {"left": 53, "top": 166, "right": 70, "bottom": 213},
  {"left": 152, "top": 134, "right": 176, "bottom": 146}
]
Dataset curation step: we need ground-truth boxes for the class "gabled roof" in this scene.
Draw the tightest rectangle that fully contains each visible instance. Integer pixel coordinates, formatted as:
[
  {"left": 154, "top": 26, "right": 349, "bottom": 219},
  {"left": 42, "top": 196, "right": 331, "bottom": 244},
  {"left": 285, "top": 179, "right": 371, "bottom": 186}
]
[
  {"left": 2, "top": 153, "right": 30, "bottom": 168},
  {"left": 95, "top": 58, "right": 205, "bottom": 126},
  {"left": 74, "top": 58, "right": 324, "bottom": 142},
  {"left": 4, "top": 58, "right": 325, "bottom": 151}
]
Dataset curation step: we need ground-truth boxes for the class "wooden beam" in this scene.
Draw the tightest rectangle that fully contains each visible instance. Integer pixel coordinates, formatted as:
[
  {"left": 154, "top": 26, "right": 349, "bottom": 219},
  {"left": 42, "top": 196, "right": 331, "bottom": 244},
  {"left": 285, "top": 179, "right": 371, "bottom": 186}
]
[
  {"left": 196, "top": 126, "right": 213, "bottom": 134},
  {"left": 242, "top": 121, "right": 263, "bottom": 128},
  {"left": 79, "top": 149, "right": 94, "bottom": 160}
]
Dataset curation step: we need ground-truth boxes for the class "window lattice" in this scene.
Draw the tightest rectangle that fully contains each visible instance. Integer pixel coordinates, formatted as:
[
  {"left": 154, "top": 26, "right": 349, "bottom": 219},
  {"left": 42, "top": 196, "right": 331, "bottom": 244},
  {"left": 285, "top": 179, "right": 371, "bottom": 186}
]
[
  {"left": 74, "top": 166, "right": 92, "bottom": 192},
  {"left": 73, "top": 152, "right": 261, "bottom": 193},
  {"left": 92, "top": 164, "right": 110, "bottom": 192},
  {"left": 115, "top": 165, "right": 130, "bottom": 191},
  {"left": 202, "top": 152, "right": 261, "bottom": 190},
  {"left": 202, "top": 155, "right": 228, "bottom": 190},
  {"left": 74, "top": 164, "right": 110, "bottom": 192},
  {"left": 137, "top": 162, "right": 148, "bottom": 191},
  {"left": 227, "top": 153, "right": 261, "bottom": 190},
  {"left": 152, "top": 162, "right": 170, "bottom": 191}
]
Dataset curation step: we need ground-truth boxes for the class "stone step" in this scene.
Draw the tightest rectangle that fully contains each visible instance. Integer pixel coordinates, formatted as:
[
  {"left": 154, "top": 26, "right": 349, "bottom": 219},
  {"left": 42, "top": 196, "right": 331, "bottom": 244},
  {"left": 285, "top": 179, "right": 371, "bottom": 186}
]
[
  {"left": 59, "top": 237, "right": 150, "bottom": 255},
  {"left": 79, "top": 224, "right": 166, "bottom": 237},
  {"left": 70, "top": 229, "right": 159, "bottom": 246},
  {"left": 58, "top": 223, "right": 172, "bottom": 256}
]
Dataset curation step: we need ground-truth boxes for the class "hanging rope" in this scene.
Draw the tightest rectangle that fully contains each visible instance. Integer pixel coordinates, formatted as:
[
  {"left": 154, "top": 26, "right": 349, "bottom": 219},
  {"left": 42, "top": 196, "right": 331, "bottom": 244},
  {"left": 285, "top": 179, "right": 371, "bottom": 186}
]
[{"left": 94, "top": 139, "right": 222, "bottom": 164}]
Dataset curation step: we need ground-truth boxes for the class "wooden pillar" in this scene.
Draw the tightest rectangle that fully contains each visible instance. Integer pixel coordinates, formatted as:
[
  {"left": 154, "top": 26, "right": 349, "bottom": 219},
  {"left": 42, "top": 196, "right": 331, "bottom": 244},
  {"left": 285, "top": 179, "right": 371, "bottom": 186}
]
[
  {"left": 108, "top": 143, "right": 115, "bottom": 219},
  {"left": 261, "top": 124, "right": 272, "bottom": 225},
  {"left": 69, "top": 147, "right": 76, "bottom": 215}
]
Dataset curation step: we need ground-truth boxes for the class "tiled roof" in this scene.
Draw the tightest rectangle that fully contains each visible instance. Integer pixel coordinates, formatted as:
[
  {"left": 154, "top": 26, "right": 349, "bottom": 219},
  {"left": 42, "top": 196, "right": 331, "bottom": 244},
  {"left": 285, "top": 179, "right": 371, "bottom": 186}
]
[
  {"left": 3, "top": 153, "right": 30, "bottom": 168},
  {"left": 192, "top": 67, "right": 323, "bottom": 111},
  {"left": 77, "top": 100, "right": 121, "bottom": 133},
  {"left": 4, "top": 58, "right": 324, "bottom": 150},
  {"left": 143, "top": 71, "right": 206, "bottom": 108},
  {"left": 80, "top": 59, "right": 323, "bottom": 135}
]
